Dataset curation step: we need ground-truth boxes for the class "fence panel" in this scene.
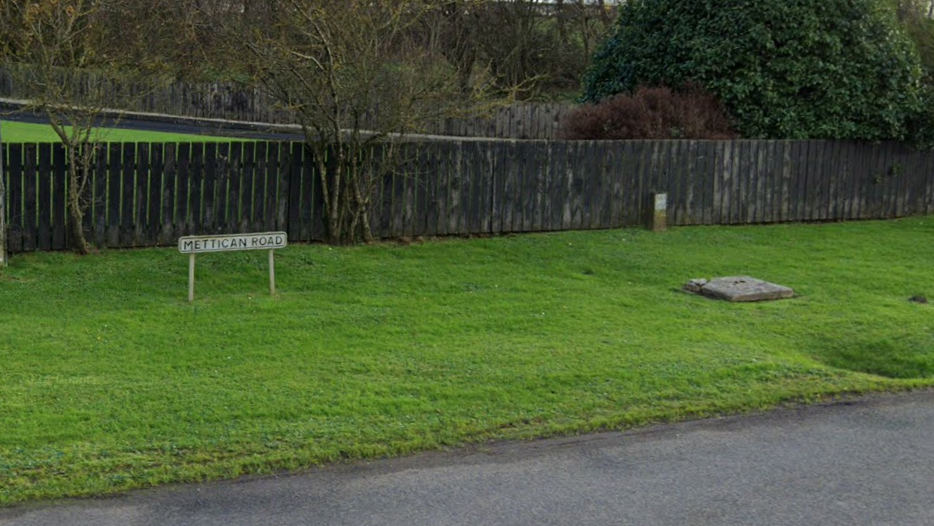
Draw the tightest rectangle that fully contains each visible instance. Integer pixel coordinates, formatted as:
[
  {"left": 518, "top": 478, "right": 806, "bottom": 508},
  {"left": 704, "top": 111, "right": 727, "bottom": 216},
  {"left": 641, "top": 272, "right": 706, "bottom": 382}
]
[
  {"left": 148, "top": 143, "right": 164, "bottom": 245},
  {"left": 6, "top": 138, "right": 934, "bottom": 254},
  {"left": 159, "top": 143, "right": 176, "bottom": 244},
  {"left": 135, "top": 142, "right": 151, "bottom": 246},
  {"left": 6, "top": 144, "right": 24, "bottom": 252},
  {"left": 51, "top": 144, "right": 67, "bottom": 251},
  {"left": 22, "top": 143, "right": 38, "bottom": 251},
  {"left": 36, "top": 143, "right": 52, "bottom": 251}
]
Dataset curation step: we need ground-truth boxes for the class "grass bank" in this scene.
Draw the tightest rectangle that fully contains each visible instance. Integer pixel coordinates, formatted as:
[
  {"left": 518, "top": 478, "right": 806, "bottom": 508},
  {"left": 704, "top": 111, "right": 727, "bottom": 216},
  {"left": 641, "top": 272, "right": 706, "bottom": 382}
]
[
  {"left": 0, "top": 120, "right": 243, "bottom": 142},
  {"left": 1, "top": 219, "right": 933, "bottom": 505}
]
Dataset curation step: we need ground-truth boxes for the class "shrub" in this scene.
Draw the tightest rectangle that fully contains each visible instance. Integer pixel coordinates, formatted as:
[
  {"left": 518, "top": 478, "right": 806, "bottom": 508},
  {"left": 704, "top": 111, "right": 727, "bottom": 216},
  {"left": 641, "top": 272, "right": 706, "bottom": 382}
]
[
  {"left": 581, "top": 0, "right": 927, "bottom": 141},
  {"left": 559, "top": 85, "right": 737, "bottom": 140}
]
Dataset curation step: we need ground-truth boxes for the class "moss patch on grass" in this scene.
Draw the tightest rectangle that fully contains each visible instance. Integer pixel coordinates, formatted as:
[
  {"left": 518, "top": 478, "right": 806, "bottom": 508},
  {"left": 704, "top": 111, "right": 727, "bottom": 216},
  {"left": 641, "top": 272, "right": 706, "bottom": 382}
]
[{"left": 1, "top": 218, "right": 933, "bottom": 505}]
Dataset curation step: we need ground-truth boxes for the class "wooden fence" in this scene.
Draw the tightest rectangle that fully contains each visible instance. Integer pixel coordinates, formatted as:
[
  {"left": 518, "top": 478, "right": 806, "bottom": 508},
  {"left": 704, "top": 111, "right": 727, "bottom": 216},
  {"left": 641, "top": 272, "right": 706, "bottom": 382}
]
[
  {"left": 0, "top": 68, "right": 570, "bottom": 140},
  {"left": 3, "top": 139, "right": 934, "bottom": 253}
]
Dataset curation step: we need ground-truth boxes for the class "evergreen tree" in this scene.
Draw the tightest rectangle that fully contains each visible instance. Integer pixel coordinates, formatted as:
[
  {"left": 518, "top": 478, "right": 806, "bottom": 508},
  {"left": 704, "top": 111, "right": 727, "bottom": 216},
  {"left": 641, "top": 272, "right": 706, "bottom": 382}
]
[{"left": 582, "top": 0, "right": 927, "bottom": 141}]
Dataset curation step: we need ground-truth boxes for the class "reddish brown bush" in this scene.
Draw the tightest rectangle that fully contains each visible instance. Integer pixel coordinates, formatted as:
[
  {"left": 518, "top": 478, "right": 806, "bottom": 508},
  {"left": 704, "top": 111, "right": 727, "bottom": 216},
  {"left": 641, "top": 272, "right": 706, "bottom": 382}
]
[{"left": 559, "top": 85, "right": 737, "bottom": 140}]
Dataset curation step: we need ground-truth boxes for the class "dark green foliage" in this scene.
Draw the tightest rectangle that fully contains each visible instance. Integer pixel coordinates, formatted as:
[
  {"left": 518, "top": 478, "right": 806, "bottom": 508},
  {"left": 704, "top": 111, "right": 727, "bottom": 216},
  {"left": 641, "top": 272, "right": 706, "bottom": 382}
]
[{"left": 582, "top": 0, "right": 927, "bottom": 141}]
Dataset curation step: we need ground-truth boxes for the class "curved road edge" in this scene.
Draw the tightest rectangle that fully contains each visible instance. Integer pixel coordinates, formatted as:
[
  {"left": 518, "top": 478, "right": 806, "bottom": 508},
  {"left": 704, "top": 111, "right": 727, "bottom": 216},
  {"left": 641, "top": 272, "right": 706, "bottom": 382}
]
[{"left": 1, "top": 389, "right": 933, "bottom": 526}]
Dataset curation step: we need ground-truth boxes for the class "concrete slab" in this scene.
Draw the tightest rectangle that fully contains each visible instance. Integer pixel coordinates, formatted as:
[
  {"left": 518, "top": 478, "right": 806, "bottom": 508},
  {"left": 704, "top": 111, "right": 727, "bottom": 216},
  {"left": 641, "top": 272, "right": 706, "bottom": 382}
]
[{"left": 699, "top": 276, "right": 793, "bottom": 302}]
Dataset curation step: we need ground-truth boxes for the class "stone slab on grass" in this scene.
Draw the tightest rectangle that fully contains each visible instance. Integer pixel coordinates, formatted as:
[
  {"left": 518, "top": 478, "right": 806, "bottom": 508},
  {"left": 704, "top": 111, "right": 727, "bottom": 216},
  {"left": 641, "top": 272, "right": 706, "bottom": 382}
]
[{"left": 699, "top": 276, "right": 794, "bottom": 302}]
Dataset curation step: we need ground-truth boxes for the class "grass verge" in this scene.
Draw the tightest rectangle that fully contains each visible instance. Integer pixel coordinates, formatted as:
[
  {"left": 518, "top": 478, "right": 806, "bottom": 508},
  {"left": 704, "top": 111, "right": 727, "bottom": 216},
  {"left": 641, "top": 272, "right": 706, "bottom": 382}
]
[
  {"left": 0, "top": 120, "right": 244, "bottom": 143},
  {"left": 1, "top": 219, "right": 933, "bottom": 506}
]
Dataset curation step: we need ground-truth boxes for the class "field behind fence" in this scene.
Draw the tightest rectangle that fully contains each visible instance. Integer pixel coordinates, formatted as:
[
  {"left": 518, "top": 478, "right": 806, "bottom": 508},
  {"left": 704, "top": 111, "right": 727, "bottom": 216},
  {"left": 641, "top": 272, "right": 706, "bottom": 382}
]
[
  {"left": 0, "top": 68, "right": 570, "bottom": 140},
  {"left": 2, "top": 139, "right": 934, "bottom": 253}
]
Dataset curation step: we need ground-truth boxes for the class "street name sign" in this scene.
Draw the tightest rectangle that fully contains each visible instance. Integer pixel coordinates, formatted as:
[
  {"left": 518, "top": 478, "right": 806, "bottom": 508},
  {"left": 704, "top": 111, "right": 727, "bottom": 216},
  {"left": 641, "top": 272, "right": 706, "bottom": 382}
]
[
  {"left": 178, "top": 232, "right": 287, "bottom": 254},
  {"left": 178, "top": 232, "right": 288, "bottom": 302}
]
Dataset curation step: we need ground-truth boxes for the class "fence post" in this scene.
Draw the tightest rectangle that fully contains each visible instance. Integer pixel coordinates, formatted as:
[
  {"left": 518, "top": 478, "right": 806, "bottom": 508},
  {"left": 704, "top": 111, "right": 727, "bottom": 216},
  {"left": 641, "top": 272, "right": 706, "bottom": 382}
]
[
  {"left": 0, "top": 120, "right": 6, "bottom": 267},
  {"left": 645, "top": 191, "right": 668, "bottom": 232}
]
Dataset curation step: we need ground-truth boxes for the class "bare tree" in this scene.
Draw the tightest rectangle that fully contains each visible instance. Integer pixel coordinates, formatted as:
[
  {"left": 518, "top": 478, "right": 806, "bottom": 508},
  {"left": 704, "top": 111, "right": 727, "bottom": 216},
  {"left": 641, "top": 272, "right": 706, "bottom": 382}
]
[
  {"left": 419, "top": 1, "right": 486, "bottom": 94},
  {"left": 462, "top": 0, "right": 619, "bottom": 98},
  {"left": 0, "top": 0, "right": 160, "bottom": 253},
  {"left": 242, "top": 0, "right": 486, "bottom": 244}
]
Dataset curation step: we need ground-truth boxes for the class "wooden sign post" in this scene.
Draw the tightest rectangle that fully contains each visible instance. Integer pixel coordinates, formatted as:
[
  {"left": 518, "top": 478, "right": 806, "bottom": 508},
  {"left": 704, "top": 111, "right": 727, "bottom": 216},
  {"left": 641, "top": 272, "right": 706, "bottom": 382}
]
[{"left": 178, "top": 232, "right": 287, "bottom": 302}]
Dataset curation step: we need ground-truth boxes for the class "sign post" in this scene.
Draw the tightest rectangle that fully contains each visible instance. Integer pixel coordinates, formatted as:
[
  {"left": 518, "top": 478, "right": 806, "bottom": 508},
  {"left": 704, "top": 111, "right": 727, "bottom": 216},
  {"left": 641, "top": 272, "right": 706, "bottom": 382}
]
[
  {"left": 189, "top": 253, "right": 196, "bottom": 302},
  {"left": 269, "top": 248, "right": 276, "bottom": 295},
  {"left": 178, "top": 232, "right": 287, "bottom": 302}
]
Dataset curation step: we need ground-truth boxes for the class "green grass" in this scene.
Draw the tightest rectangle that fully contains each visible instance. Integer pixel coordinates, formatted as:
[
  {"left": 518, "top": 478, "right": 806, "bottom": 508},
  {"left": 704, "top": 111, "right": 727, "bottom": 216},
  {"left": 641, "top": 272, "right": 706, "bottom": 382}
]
[
  {"left": 1, "top": 219, "right": 933, "bottom": 506},
  {"left": 0, "top": 120, "right": 245, "bottom": 143}
]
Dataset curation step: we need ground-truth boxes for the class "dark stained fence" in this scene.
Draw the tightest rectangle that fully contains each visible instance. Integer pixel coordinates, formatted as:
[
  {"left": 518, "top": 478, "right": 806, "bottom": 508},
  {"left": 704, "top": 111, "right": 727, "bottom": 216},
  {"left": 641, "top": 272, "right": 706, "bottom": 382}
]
[
  {"left": 422, "top": 104, "right": 570, "bottom": 140},
  {"left": 4, "top": 139, "right": 934, "bottom": 253},
  {"left": 2, "top": 142, "right": 293, "bottom": 253}
]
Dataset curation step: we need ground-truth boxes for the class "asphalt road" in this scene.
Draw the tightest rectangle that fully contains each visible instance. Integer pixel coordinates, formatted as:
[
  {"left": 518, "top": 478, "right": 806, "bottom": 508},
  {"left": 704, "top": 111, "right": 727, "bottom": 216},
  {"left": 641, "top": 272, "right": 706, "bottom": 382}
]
[{"left": 2, "top": 390, "right": 933, "bottom": 526}]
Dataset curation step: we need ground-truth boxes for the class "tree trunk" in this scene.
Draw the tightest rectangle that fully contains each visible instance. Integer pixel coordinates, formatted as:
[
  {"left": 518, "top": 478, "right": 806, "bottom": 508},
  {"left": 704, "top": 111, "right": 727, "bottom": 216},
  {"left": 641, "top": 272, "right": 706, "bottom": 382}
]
[
  {"left": 353, "top": 176, "right": 374, "bottom": 244},
  {"left": 556, "top": 0, "right": 569, "bottom": 47},
  {"left": 332, "top": 147, "right": 349, "bottom": 244},
  {"left": 316, "top": 155, "right": 338, "bottom": 245},
  {"left": 66, "top": 147, "right": 89, "bottom": 255},
  {"left": 68, "top": 193, "right": 88, "bottom": 255}
]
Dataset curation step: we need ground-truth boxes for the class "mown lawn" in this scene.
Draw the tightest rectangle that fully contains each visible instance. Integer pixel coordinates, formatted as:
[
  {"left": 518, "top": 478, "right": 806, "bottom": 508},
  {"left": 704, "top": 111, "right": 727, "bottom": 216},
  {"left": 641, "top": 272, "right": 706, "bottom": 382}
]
[
  {"left": 1, "top": 219, "right": 933, "bottom": 506},
  {"left": 0, "top": 120, "right": 243, "bottom": 143}
]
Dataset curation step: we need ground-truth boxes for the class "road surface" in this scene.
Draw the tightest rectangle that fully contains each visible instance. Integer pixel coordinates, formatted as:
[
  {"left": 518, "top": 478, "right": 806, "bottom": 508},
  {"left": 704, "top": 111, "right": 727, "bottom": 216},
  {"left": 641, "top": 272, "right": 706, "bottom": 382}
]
[{"left": 2, "top": 390, "right": 933, "bottom": 526}]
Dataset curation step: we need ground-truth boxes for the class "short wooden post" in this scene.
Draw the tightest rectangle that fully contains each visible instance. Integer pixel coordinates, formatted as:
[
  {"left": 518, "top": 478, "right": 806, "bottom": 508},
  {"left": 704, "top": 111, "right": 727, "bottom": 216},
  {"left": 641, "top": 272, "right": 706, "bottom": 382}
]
[
  {"left": 269, "top": 249, "right": 276, "bottom": 295},
  {"left": 645, "top": 192, "right": 668, "bottom": 232},
  {"left": 188, "top": 253, "right": 196, "bottom": 303}
]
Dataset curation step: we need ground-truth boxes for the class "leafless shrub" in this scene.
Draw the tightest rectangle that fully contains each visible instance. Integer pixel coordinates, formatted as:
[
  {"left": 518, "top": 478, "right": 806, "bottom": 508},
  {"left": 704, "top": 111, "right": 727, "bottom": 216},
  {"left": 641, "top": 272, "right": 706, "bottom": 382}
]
[{"left": 559, "top": 85, "right": 737, "bottom": 140}]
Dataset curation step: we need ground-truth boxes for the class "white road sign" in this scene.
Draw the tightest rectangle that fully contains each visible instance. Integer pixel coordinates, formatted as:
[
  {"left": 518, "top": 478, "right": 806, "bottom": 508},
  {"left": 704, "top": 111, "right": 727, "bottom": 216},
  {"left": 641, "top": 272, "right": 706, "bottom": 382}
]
[
  {"left": 178, "top": 232, "right": 288, "bottom": 302},
  {"left": 178, "top": 232, "right": 287, "bottom": 254}
]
